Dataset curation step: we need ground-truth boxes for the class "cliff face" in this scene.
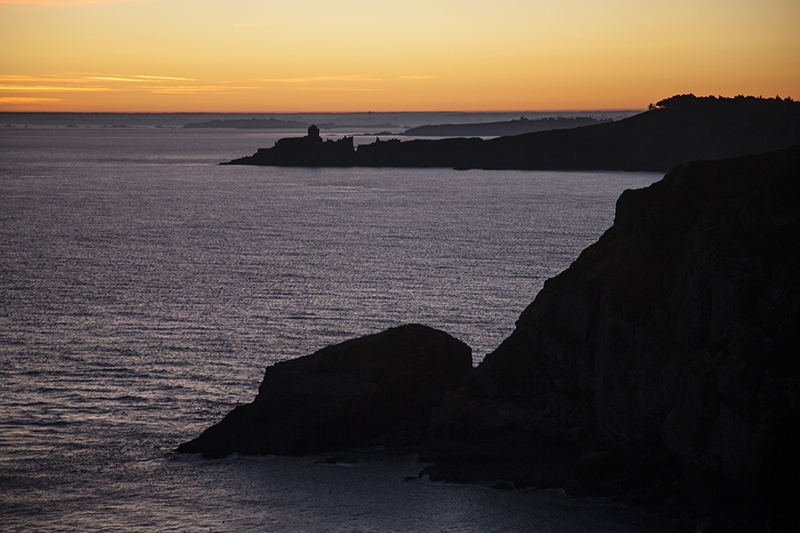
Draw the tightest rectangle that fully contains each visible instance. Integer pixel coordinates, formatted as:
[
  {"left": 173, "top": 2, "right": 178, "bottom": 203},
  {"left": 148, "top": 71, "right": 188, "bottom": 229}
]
[{"left": 425, "top": 146, "right": 800, "bottom": 527}]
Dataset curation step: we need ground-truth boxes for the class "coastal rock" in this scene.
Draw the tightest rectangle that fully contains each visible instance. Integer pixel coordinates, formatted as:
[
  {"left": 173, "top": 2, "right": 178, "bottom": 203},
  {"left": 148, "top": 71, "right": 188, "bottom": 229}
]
[
  {"left": 423, "top": 145, "right": 800, "bottom": 529},
  {"left": 177, "top": 324, "right": 472, "bottom": 458}
]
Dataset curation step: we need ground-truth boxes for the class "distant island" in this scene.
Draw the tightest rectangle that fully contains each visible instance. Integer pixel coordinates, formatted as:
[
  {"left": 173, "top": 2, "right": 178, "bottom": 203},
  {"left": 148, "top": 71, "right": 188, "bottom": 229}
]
[
  {"left": 184, "top": 117, "right": 310, "bottom": 129},
  {"left": 402, "top": 116, "right": 610, "bottom": 137},
  {"left": 224, "top": 94, "right": 800, "bottom": 172}
]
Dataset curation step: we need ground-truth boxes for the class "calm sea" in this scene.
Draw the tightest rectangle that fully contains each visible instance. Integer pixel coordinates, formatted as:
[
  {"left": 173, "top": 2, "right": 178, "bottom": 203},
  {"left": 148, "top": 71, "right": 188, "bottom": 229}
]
[{"left": 0, "top": 126, "right": 682, "bottom": 532}]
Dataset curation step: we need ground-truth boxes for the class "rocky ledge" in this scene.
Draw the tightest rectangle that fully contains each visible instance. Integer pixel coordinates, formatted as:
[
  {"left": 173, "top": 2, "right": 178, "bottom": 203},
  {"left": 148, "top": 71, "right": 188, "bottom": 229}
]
[
  {"left": 177, "top": 324, "right": 472, "bottom": 458},
  {"left": 422, "top": 145, "right": 800, "bottom": 531}
]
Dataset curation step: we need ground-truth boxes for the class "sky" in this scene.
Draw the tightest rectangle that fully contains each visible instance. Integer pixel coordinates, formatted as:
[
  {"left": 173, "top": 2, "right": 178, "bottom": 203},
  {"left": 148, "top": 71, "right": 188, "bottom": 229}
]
[{"left": 1, "top": 0, "right": 798, "bottom": 112}]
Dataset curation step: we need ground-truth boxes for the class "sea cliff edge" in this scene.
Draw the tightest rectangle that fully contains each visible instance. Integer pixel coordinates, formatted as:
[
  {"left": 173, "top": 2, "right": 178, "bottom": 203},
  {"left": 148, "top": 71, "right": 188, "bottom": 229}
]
[{"left": 420, "top": 145, "right": 800, "bottom": 531}]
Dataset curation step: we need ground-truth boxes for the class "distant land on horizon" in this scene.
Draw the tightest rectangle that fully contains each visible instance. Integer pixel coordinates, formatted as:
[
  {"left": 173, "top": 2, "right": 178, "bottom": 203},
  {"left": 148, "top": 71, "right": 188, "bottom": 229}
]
[
  {"left": 225, "top": 94, "right": 800, "bottom": 172},
  {"left": 402, "top": 116, "right": 610, "bottom": 137},
  {"left": 183, "top": 118, "right": 403, "bottom": 131},
  {"left": 183, "top": 117, "right": 311, "bottom": 129},
  {"left": 0, "top": 110, "right": 638, "bottom": 130},
  {"left": 181, "top": 115, "right": 610, "bottom": 137}
]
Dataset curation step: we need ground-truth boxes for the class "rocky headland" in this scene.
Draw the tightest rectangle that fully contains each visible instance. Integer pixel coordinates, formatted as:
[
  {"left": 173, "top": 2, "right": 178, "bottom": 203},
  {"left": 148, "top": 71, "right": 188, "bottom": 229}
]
[
  {"left": 224, "top": 95, "right": 800, "bottom": 172},
  {"left": 421, "top": 144, "right": 800, "bottom": 531}
]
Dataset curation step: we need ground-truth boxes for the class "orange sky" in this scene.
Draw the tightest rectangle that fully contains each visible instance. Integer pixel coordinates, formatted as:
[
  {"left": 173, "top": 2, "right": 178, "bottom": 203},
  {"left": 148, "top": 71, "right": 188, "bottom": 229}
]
[{"left": 1, "top": 0, "right": 798, "bottom": 112}]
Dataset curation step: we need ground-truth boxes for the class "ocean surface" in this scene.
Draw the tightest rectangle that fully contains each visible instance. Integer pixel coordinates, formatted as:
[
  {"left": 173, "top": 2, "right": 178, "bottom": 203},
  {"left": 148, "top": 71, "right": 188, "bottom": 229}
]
[{"left": 0, "top": 124, "right": 682, "bottom": 532}]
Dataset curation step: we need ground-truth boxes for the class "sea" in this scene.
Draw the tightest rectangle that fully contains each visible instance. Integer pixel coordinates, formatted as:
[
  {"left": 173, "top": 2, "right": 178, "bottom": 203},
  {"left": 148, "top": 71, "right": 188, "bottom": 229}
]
[{"left": 0, "top": 117, "right": 686, "bottom": 532}]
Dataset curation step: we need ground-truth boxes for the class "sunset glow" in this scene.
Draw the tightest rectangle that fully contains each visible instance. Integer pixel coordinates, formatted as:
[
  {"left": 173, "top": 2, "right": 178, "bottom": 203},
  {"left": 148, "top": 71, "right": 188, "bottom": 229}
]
[{"left": 1, "top": 0, "right": 798, "bottom": 112}]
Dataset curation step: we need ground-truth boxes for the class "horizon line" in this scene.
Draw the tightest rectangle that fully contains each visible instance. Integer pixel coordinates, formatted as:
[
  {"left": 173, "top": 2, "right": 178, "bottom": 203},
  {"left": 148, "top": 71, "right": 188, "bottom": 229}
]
[{"left": 0, "top": 108, "right": 645, "bottom": 114}]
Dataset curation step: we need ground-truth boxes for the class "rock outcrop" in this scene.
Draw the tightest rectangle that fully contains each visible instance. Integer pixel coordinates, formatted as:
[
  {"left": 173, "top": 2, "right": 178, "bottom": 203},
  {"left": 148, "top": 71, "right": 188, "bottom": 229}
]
[
  {"left": 423, "top": 145, "right": 800, "bottom": 530},
  {"left": 177, "top": 324, "right": 472, "bottom": 458}
]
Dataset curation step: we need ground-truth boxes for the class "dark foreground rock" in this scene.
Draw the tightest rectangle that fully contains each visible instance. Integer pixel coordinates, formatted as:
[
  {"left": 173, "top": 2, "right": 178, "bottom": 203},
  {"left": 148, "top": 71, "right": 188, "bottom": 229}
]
[
  {"left": 177, "top": 324, "right": 471, "bottom": 458},
  {"left": 422, "top": 145, "right": 800, "bottom": 531}
]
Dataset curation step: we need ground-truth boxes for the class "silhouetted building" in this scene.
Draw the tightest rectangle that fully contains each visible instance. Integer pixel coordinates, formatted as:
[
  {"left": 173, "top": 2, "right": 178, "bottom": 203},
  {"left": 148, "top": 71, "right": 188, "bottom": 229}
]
[
  {"left": 307, "top": 124, "right": 321, "bottom": 141},
  {"left": 242, "top": 124, "right": 355, "bottom": 166}
]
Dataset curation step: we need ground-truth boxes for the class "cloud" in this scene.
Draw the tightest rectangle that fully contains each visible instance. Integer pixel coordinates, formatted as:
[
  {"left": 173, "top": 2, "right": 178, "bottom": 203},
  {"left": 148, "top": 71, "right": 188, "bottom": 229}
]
[
  {"left": 88, "top": 76, "right": 149, "bottom": 83},
  {"left": 0, "top": 85, "right": 110, "bottom": 91},
  {"left": 133, "top": 75, "right": 193, "bottom": 81},
  {"left": 0, "top": 1, "right": 158, "bottom": 5},
  {"left": 258, "top": 76, "right": 383, "bottom": 84},
  {"left": 87, "top": 75, "right": 194, "bottom": 82},
  {"left": 0, "top": 96, "right": 62, "bottom": 102},
  {"left": 147, "top": 85, "right": 257, "bottom": 94},
  {"left": 0, "top": 74, "right": 196, "bottom": 95},
  {"left": 293, "top": 87, "right": 380, "bottom": 92},
  {"left": 256, "top": 75, "right": 434, "bottom": 84},
  {"left": 0, "top": 73, "right": 428, "bottom": 102},
  {"left": 0, "top": 75, "right": 91, "bottom": 82}
]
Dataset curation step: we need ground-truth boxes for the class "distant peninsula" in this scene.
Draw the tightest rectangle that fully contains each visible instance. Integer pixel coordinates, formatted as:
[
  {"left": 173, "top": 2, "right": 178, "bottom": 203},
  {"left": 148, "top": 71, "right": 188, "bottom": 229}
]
[
  {"left": 223, "top": 95, "right": 800, "bottom": 172},
  {"left": 402, "top": 116, "right": 609, "bottom": 137}
]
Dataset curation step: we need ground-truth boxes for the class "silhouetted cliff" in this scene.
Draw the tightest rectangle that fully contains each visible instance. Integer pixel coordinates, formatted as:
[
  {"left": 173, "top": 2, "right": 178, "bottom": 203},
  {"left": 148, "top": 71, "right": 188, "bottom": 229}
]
[
  {"left": 423, "top": 145, "right": 800, "bottom": 531},
  {"left": 225, "top": 95, "right": 800, "bottom": 171}
]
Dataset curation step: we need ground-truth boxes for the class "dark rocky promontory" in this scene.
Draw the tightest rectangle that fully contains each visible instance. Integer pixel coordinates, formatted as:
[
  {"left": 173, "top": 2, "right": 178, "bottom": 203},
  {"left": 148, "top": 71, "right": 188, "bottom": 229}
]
[
  {"left": 177, "top": 324, "right": 472, "bottom": 458},
  {"left": 423, "top": 145, "right": 800, "bottom": 530},
  {"left": 224, "top": 95, "right": 800, "bottom": 172}
]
